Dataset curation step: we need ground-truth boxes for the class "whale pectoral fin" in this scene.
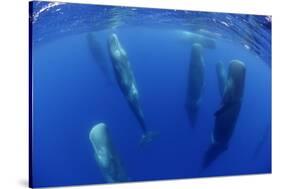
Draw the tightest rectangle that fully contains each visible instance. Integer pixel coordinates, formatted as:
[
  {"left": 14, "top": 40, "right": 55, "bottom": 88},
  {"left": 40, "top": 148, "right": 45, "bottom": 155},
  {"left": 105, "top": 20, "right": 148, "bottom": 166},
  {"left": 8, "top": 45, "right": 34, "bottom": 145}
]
[
  {"left": 214, "top": 102, "right": 234, "bottom": 117},
  {"left": 215, "top": 101, "right": 240, "bottom": 117},
  {"left": 214, "top": 104, "right": 228, "bottom": 117},
  {"left": 211, "top": 133, "right": 229, "bottom": 151}
]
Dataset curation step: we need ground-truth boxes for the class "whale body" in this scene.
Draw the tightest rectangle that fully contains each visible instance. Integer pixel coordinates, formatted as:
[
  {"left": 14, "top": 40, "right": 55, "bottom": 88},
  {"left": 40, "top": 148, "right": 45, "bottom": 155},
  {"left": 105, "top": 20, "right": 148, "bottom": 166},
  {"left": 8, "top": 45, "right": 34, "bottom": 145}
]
[
  {"left": 89, "top": 122, "right": 128, "bottom": 183},
  {"left": 216, "top": 61, "right": 227, "bottom": 98},
  {"left": 87, "top": 32, "right": 112, "bottom": 83},
  {"left": 186, "top": 43, "right": 205, "bottom": 126},
  {"left": 203, "top": 60, "right": 246, "bottom": 168},
  {"left": 108, "top": 33, "right": 155, "bottom": 144}
]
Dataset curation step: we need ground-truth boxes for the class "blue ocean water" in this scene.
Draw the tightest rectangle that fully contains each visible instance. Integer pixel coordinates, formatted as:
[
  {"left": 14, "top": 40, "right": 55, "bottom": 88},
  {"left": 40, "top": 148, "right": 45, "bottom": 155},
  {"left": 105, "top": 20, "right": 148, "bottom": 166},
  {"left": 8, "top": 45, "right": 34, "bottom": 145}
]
[{"left": 30, "top": 1, "right": 272, "bottom": 188}]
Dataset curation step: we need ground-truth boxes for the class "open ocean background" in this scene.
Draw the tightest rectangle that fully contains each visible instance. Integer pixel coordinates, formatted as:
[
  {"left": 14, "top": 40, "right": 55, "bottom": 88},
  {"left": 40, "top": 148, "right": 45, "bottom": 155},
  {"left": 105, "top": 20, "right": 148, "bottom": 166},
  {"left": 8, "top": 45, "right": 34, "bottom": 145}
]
[{"left": 30, "top": 1, "right": 272, "bottom": 187}]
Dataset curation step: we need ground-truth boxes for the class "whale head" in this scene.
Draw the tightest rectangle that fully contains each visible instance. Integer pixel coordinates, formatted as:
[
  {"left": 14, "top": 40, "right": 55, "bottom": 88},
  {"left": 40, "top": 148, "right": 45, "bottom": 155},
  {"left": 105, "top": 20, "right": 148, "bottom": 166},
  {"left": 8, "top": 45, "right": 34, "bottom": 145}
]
[
  {"left": 191, "top": 43, "right": 203, "bottom": 59},
  {"left": 228, "top": 60, "right": 246, "bottom": 100},
  {"left": 229, "top": 60, "right": 246, "bottom": 86},
  {"left": 109, "top": 33, "right": 120, "bottom": 50},
  {"left": 89, "top": 122, "right": 112, "bottom": 165},
  {"left": 89, "top": 122, "right": 128, "bottom": 183},
  {"left": 89, "top": 122, "right": 108, "bottom": 145},
  {"left": 89, "top": 123, "right": 113, "bottom": 177}
]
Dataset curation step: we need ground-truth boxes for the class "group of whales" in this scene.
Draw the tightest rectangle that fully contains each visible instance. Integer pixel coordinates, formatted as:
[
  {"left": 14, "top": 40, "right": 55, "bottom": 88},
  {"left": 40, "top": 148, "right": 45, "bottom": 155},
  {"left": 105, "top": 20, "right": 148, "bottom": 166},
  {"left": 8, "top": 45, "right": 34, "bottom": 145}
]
[{"left": 87, "top": 31, "right": 246, "bottom": 183}]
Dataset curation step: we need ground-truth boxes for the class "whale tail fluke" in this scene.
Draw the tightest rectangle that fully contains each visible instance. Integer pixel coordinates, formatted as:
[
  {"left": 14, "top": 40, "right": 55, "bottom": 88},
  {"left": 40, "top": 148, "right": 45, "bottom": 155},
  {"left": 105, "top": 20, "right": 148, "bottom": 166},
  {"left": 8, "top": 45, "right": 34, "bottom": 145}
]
[{"left": 139, "top": 131, "right": 159, "bottom": 146}]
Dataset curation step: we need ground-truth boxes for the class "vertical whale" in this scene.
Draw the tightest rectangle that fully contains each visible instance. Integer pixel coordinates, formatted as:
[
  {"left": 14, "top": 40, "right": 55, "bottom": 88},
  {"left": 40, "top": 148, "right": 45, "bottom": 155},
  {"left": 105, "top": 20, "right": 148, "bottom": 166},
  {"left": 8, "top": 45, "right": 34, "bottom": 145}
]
[
  {"left": 216, "top": 61, "right": 227, "bottom": 97},
  {"left": 89, "top": 122, "right": 128, "bottom": 183},
  {"left": 203, "top": 60, "right": 246, "bottom": 169},
  {"left": 108, "top": 33, "right": 155, "bottom": 144},
  {"left": 186, "top": 43, "right": 205, "bottom": 127},
  {"left": 86, "top": 32, "right": 112, "bottom": 84}
]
